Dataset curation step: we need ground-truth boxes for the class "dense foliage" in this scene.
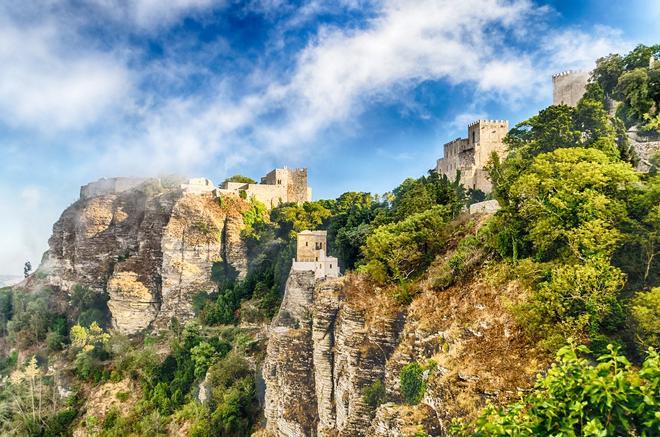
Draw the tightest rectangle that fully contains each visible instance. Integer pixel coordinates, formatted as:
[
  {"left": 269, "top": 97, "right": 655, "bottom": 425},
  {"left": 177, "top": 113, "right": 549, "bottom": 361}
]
[
  {"left": 453, "top": 343, "right": 659, "bottom": 436},
  {"left": 591, "top": 44, "right": 660, "bottom": 132}
]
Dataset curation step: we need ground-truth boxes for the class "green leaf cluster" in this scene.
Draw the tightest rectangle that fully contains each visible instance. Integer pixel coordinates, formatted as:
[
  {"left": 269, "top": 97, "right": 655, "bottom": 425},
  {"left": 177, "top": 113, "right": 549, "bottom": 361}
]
[{"left": 453, "top": 343, "right": 660, "bottom": 436}]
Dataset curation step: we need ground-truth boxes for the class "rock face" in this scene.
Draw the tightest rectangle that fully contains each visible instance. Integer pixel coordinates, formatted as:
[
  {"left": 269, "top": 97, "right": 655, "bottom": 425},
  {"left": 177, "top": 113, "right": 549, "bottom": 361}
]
[
  {"left": 39, "top": 177, "right": 249, "bottom": 333},
  {"left": 263, "top": 273, "right": 404, "bottom": 436},
  {"left": 262, "top": 270, "right": 547, "bottom": 436},
  {"left": 628, "top": 127, "right": 660, "bottom": 172}
]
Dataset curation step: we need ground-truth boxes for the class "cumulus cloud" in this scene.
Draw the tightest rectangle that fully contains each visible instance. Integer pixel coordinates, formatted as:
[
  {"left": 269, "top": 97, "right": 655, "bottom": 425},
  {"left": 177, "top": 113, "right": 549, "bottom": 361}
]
[{"left": 0, "top": 10, "right": 132, "bottom": 131}]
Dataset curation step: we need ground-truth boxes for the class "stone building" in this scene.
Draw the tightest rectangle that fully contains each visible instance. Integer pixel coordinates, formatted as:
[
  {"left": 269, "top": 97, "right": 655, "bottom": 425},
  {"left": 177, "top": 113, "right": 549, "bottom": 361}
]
[
  {"left": 436, "top": 120, "right": 509, "bottom": 193},
  {"left": 292, "top": 230, "right": 339, "bottom": 279},
  {"left": 217, "top": 167, "right": 312, "bottom": 208},
  {"left": 180, "top": 178, "right": 215, "bottom": 194},
  {"left": 80, "top": 177, "right": 149, "bottom": 199},
  {"left": 552, "top": 70, "right": 589, "bottom": 107}
]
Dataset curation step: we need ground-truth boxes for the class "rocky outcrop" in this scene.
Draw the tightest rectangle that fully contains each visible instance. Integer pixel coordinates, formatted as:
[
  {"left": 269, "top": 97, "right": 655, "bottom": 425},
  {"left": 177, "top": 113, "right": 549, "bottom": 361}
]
[
  {"left": 39, "top": 177, "right": 249, "bottom": 334},
  {"left": 628, "top": 127, "right": 660, "bottom": 172},
  {"left": 263, "top": 273, "right": 404, "bottom": 436},
  {"left": 261, "top": 268, "right": 548, "bottom": 436}
]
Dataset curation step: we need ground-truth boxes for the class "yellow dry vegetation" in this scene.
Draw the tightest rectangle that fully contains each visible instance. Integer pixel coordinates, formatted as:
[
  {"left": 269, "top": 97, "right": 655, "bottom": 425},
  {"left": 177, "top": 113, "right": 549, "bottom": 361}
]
[
  {"left": 107, "top": 271, "right": 151, "bottom": 299},
  {"left": 168, "top": 194, "right": 226, "bottom": 245},
  {"left": 170, "top": 259, "right": 202, "bottom": 278},
  {"left": 81, "top": 197, "right": 114, "bottom": 238}
]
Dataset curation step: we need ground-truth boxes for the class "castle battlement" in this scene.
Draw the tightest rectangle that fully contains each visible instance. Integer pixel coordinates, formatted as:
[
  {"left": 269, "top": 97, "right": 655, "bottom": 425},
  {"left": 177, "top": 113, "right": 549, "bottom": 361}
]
[
  {"left": 552, "top": 70, "right": 589, "bottom": 106},
  {"left": 436, "top": 119, "right": 509, "bottom": 193},
  {"left": 468, "top": 119, "right": 508, "bottom": 127},
  {"left": 220, "top": 167, "right": 312, "bottom": 208},
  {"left": 552, "top": 70, "right": 586, "bottom": 79}
]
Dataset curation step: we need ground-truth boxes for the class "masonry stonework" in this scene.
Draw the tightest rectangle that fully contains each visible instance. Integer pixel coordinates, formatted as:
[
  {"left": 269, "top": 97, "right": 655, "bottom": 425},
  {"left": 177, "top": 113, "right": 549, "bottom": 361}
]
[
  {"left": 292, "top": 230, "right": 340, "bottom": 279},
  {"left": 436, "top": 120, "right": 508, "bottom": 193},
  {"left": 218, "top": 167, "right": 312, "bottom": 208},
  {"left": 552, "top": 70, "right": 589, "bottom": 107}
]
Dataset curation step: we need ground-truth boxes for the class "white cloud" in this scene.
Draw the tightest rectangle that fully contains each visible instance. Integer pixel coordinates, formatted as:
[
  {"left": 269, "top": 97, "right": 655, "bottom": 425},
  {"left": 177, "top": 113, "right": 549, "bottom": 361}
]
[{"left": 0, "top": 9, "right": 132, "bottom": 131}]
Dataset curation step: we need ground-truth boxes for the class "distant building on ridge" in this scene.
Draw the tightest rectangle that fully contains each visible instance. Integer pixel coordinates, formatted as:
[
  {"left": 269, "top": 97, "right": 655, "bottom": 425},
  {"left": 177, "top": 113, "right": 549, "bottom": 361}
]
[
  {"left": 292, "top": 230, "right": 339, "bottom": 279},
  {"left": 435, "top": 120, "right": 509, "bottom": 193}
]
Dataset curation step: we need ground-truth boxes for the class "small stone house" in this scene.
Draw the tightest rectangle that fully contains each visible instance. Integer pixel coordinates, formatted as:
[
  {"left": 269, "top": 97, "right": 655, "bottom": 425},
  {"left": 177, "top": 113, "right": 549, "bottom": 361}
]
[{"left": 292, "top": 230, "right": 340, "bottom": 279}]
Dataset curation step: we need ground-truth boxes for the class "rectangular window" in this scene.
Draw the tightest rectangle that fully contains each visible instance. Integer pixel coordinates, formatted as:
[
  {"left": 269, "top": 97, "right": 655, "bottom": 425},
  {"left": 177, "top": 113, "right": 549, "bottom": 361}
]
[
  {"left": 316, "top": 257, "right": 318, "bottom": 261},
  {"left": 305, "top": 241, "right": 308, "bottom": 246}
]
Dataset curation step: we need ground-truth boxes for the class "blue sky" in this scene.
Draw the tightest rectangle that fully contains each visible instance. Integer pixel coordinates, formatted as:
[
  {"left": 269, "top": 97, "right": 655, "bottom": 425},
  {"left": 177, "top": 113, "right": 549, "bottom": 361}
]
[{"left": 0, "top": 0, "right": 658, "bottom": 275}]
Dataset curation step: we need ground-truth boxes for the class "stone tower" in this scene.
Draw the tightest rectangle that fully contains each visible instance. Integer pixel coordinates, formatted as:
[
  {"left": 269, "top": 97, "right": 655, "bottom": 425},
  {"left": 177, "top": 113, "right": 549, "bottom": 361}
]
[
  {"left": 436, "top": 120, "right": 509, "bottom": 193},
  {"left": 552, "top": 70, "right": 589, "bottom": 107},
  {"left": 292, "top": 230, "right": 339, "bottom": 279},
  {"left": 260, "top": 167, "right": 312, "bottom": 204}
]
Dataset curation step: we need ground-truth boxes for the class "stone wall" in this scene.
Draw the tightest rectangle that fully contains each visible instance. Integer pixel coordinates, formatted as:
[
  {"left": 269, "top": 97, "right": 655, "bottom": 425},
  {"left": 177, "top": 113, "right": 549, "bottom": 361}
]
[
  {"left": 80, "top": 177, "right": 149, "bottom": 199},
  {"left": 552, "top": 70, "right": 589, "bottom": 107}
]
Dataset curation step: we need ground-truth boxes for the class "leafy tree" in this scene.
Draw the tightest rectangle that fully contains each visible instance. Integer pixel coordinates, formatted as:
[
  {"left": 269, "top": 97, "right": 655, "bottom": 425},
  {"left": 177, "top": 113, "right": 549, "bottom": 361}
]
[
  {"left": 271, "top": 201, "right": 332, "bottom": 238},
  {"left": 190, "top": 341, "right": 219, "bottom": 378},
  {"left": 453, "top": 343, "right": 660, "bottom": 436},
  {"left": 592, "top": 53, "right": 624, "bottom": 96},
  {"left": 23, "top": 261, "right": 32, "bottom": 278},
  {"left": 222, "top": 175, "right": 256, "bottom": 185},
  {"left": 509, "top": 148, "right": 637, "bottom": 262},
  {"left": 632, "top": 287, "right": 660, "bottom": 349},
  {"left": 362, "top": 379, "right": 386, "bottom": 408},
  {"left": 360, "top": 205, "right": 451, "bottom": 284}
]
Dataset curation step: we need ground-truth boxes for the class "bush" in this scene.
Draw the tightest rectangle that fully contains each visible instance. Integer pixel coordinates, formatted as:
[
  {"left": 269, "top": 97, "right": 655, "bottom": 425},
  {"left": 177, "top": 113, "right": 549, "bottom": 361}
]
[
  {"left": 452, "top": 343, "right": 660, "bottom": 436},
  {"left": 46, "top": 331, "right": 65, "bottom": 352},
  {"left": 360, "top": 205, "right": 451, "bottom": 284},
  {"left": 400, "top": 362, "right": 426, "bottom": 405},
  {"left": 632, "top": 287, "right": 660, "bottom": 349},
  {"left": 362, "top": 379, "right": 386, "bottom": 408},
  {"left": 515, "top": 259, "right": 625, "bottom": 351}
]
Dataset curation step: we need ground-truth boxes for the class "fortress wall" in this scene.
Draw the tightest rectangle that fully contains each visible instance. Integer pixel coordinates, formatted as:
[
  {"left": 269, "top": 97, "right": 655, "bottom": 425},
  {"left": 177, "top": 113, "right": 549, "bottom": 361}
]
[
  {"left": 244, "top": 184, "right": 287, "bottom": 207},
  {"left": 287, "top": 168, "right": 310, "bottom": 202},
  {"left": 80, "top": 177, "right": 149, "bottom": 199},
  {"left": 552, "top": 71, "right": 589, "bottom": 107}
]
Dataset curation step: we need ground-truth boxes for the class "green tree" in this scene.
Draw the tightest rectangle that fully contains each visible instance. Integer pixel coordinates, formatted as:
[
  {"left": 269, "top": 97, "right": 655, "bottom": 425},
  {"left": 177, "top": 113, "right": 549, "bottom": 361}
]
[
  {"left": 509, "top": 148, "right": 637, "bottom": 261},
  {"left": 360, "top": 205, "right": 451, "bottom": 284},
  {"left": 453, "top": 343, "right": 660, "bottom": 436},
  {"left": 632, "top": 287, "right": 660, "bottom": 349},
  {"left": 400, "top": 362, "right": 426, "bottom": 405},
  {"left": 222, "top": 175, "right": 256, "bottom": 185}
]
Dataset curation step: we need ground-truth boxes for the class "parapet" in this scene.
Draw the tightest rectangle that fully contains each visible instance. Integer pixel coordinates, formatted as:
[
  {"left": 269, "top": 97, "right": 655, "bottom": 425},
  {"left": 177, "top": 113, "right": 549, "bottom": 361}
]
[
  {"left": 552, "top": 70, "right": 586, "bottom": 79},
  {"left": 468, "top": 119, "right": 508, "bottom": 128},
  {"left": 80, "top": 177, "right": 150, "bottom": 199}
]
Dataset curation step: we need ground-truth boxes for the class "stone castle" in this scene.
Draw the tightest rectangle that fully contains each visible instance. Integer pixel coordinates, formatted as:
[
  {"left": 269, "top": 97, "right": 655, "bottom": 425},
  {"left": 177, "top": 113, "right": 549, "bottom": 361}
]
[
  {"left": 217, "top": 167, "right": 312, "bottom": 208},
  {"left": 435, "top": 71, "right": 593, "bottom": 193},
  {"left": 291, "top": 230, "right": 339, "bottom": 279},
  {"left": 552, "top": 70, "right": 589, "bottom": 107},
  {"left": 81, "top": 167, "right": 312, "bottom": 209},
  {"left": 435, "top": 119, "right": 509, "bottom": 192}
]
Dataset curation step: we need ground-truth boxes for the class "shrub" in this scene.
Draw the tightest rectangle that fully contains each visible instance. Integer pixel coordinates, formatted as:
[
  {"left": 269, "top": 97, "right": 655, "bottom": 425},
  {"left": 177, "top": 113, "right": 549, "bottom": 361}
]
[
  {"left": 452, "top": 343, "right": 660, "bottom": 436},
  {"left": 515, "top": 259, "right": 625, "bottom": 351},
  {"left": 360, "top": 205, "right": 451, "bottom": 284},
  {"left": 632, "top": 287, "right": 660, "bottom": 349},
  {"left": 400, "top": 362, "right": 426, "bottom": 405},
  {"left": 362, "top": 379, "right": 386, "bottom": 408}
]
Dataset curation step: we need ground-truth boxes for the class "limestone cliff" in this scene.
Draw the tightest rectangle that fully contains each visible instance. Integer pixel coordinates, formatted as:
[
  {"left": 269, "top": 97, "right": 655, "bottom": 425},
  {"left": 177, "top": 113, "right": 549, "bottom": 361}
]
[
  {"left": 37, "top": 177, "right": 249, "bottom": 334},
  {"left": 261, "top": 270, "right": 547, "bottom": 436}
]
